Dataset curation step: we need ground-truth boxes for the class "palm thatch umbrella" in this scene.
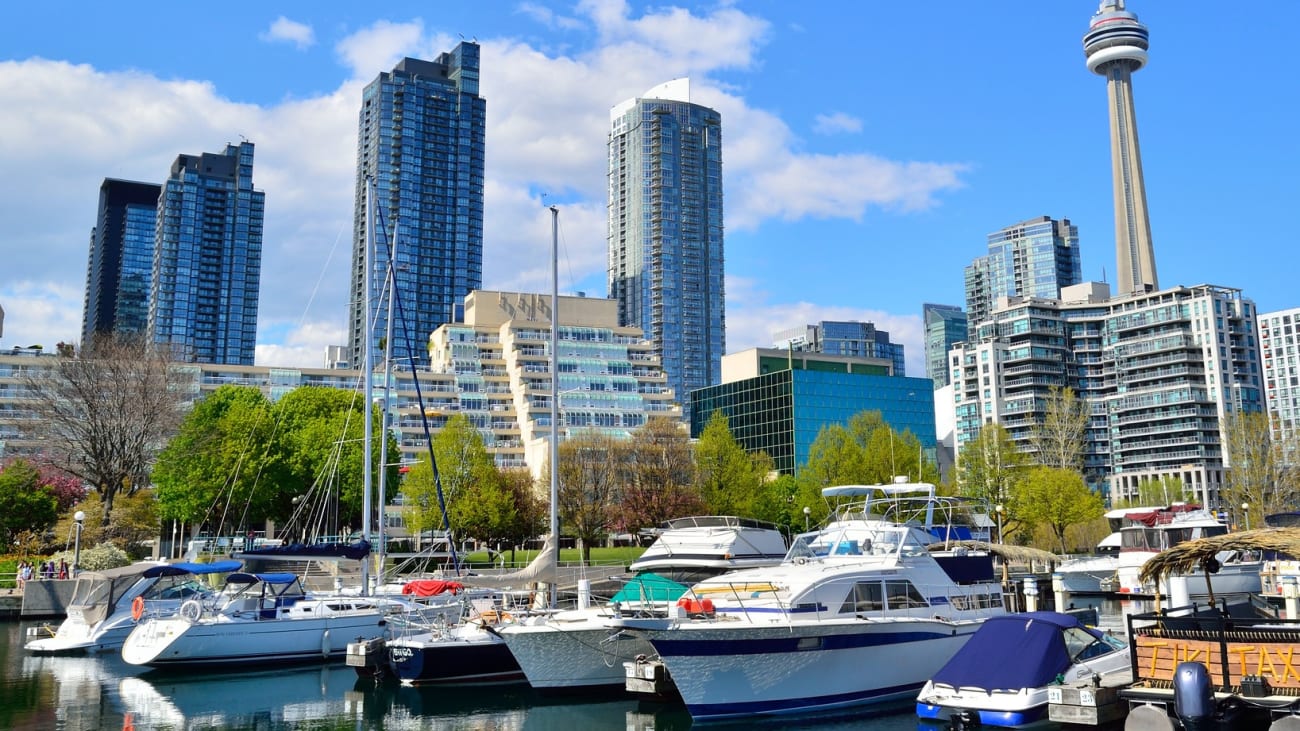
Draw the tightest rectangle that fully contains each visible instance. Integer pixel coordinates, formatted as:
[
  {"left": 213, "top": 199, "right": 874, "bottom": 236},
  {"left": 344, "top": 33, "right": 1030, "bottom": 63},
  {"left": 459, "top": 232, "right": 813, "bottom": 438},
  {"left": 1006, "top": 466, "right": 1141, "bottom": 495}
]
[{"left": 1137, "top": 527, "right": 1300, "bottom": 609}]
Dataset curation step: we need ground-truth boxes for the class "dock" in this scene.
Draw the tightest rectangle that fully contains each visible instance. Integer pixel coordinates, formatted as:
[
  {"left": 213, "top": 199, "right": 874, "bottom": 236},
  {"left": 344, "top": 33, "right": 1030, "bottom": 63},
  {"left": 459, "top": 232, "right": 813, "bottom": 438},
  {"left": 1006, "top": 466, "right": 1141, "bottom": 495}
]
[{"left": 1047, "top": 670, "right": 1132, "bottom": 726}]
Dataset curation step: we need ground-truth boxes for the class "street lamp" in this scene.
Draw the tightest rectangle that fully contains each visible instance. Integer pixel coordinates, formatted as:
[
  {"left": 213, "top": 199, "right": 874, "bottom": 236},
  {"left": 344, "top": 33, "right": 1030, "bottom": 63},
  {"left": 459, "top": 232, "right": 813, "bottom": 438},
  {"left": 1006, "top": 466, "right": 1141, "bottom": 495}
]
[
  {"left": 73, "top": 511, "right": 85, "bottom": 577},
  {"left": 803, "top": 506, "right": 811, "bottom": 532},
  {"left": 994, "top": 504, "right": 1004, "bottom": 545},
  {"left": 1242, "top": 502, "right": 1250, "bottom": 531}
]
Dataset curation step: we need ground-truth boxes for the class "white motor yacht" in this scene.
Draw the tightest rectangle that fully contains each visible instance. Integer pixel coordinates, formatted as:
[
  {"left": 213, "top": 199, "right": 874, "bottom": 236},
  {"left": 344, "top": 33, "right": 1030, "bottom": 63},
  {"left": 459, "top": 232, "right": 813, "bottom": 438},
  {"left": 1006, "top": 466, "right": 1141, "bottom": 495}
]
[
  {"left": 1115, "top": 504, "right": 1262, "bottom": 598},
  {"left": 612, "top": 479, "right": 1007, "bottom": 721},
  {"left": 497, "top": 516, "right": 788, "bottom": 692}
]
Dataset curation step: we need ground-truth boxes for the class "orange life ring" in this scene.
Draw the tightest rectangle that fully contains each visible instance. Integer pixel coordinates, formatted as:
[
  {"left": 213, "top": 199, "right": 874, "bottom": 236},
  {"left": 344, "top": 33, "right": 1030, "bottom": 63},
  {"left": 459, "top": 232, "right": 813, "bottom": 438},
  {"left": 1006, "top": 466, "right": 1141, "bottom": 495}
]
[{"left": 131, "top": 596, "right": 145, "bottom": 621}]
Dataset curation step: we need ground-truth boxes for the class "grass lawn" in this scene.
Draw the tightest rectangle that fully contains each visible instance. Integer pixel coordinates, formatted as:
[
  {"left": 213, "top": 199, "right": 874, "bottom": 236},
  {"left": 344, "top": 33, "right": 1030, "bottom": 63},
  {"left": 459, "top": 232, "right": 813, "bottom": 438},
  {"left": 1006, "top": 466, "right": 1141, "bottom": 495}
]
[{"left": 458, "top": 545, "right": 644, "bottom": 568}]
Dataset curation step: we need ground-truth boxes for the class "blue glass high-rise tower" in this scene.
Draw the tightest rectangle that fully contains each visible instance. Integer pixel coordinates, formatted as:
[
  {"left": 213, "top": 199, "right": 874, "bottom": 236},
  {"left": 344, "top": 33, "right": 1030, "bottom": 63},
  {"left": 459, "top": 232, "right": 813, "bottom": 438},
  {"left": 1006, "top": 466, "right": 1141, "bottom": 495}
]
[
  {"left": 82, "top": 178, "right": 161, "bottom": 351},
  {"left": 148, "top": 142, "right": 264, "bottom": 365},
  {"left": 608, "top": 79, "right": 724, "bottom": 418},
  {"left": 963, "top": 216, "right": 1081, "bottom": 327},
  {"left": 348, "top": 44, "right": 485, "bottom": 369}
]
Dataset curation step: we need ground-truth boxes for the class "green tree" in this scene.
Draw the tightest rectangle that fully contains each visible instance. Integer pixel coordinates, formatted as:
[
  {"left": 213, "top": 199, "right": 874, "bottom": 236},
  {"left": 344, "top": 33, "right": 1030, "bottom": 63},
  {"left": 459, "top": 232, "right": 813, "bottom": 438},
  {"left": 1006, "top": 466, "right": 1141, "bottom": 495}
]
[
  {"left": 957, "top": 424, "right": 1027, "bottom": 539},
  {"left": 1015, "top": 466, "right": 1104, "bottom": 553},
  {"left": 694, "top": 412, "right": 782, "bottom": 522},
  {"left": 22, "top": 334, "right": 187, "bottom": 527},
  {"left": 556, "top": 430, "right": 623, "bottom": 562},
  {"left": 152, "top": 385, "right": 277, "bottom": 526},
  {"left": 1114, "top": 476, "right": 1185, "bottom": 508},
  {"left": 0, "top": 459, "right": 58, "bottom": 548},
  {"left": 400, "top": 414, "right": 497, "bottom": 543},
  {"left": 803, "top": 424, "right": 868, "bottom": 487},
  {"left": 1223, "top": 411, "right": 1296, "bottom": 523},
  {"left": 497, "top": 468, "right": 546, "bottom": 561},
  {"left": 618, "top": 417, "right": 703, "bottom": 533},
  {"left": 1030, "top": 386, "right": 1089, "bottom": 470}
]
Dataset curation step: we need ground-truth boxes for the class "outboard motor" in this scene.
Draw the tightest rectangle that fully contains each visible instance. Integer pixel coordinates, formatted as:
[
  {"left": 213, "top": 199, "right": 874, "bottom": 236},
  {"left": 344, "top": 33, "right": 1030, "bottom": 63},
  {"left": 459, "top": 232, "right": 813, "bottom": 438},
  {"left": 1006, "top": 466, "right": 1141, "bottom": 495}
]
[{"left": 1172, "top": 662, "right": 1215, "bottom": 731}]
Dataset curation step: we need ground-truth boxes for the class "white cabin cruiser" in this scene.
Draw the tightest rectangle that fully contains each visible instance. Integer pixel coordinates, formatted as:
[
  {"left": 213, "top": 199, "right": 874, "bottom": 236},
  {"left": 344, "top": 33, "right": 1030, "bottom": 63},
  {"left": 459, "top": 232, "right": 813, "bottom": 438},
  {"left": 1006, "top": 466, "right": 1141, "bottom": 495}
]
[
  {"left": 497, "top": 516, "right": 788, "bottom": 692},
  {"left": 613, "top": 479, "right": 1007, "bottom": 720},
  {"left": 916, "top": 611, "right": 1128, "bottom": 727},
  {"left": 26, "top": 560, "right": 240, "bottom": 654},
  {"left": 121, "top": 571, "right": 450, "bottom": 668},
  {"left": 1115, "top": 505, "right": 1262, "bottom": 598}
]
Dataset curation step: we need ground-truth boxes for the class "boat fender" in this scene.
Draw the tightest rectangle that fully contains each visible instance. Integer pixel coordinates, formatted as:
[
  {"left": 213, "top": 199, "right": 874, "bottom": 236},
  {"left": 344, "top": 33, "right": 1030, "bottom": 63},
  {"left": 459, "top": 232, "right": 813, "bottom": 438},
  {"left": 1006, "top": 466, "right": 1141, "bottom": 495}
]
[
  {"left": 322, "top": 629, "right": 331, "bottom": 657},
  {"left": 794, "top": 557, "right": 807, "bottom": 565},
  {"left": 1124, "top": 704, "right": 1174, "bottom": 731},
  {"left": 131, "top": 596, "right": 145, "bottom": 621}
]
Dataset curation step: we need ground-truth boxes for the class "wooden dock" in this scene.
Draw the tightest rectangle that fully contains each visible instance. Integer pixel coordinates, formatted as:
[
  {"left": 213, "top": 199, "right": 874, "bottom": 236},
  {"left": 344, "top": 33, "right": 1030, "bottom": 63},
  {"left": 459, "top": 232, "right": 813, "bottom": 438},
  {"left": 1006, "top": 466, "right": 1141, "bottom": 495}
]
[{"left": 1047, "top": 670, "right": 1132, "bottom": 726}]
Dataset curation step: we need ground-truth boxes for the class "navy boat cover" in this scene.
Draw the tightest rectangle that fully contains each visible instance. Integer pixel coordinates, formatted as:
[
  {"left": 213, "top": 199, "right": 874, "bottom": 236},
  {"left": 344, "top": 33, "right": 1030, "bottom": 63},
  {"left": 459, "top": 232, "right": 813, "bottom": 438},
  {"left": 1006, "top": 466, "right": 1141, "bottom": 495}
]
[
  {"left": 142, "top": 560, "right": 242, "bottom": 578},
  {"left": 929, "top": 612, "right": 1104, "bottom": 692}
]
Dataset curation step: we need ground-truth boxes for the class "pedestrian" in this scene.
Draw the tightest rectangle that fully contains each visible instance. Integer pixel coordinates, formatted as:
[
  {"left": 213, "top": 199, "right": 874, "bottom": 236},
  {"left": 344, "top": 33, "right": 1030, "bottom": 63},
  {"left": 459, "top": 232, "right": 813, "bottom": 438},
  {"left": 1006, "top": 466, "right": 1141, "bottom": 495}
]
[
  {"left": 15, "top": 561, "right": 28, "bottom": 590},
  {"left": 43, "top": 561, "right": 54, "bottom": 580},
  {"left": 58, "top": 559, "right": 68, "bottom": 580}
]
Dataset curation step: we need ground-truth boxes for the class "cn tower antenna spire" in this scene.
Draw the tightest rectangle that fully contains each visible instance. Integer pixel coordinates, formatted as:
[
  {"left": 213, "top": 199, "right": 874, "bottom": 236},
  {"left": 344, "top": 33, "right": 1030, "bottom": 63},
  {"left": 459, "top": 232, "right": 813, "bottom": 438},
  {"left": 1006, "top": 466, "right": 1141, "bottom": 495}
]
[{"left": 1084, "top": 0, "right": 1157, "bottom": 296}]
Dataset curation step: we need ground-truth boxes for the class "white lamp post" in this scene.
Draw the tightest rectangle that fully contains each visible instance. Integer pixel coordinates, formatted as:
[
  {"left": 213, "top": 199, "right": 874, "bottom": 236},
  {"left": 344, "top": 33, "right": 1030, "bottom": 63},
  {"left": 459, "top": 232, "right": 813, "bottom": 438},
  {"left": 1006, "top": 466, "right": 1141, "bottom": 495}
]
[
  {"left": 73, "top": 511, "right": 85, "bottom": 576},
  {"left": 1242, "top": 503, "right": 1250, "bottom": 531},
  {"left": 994, "top": 504, "right": 1004, "bottom": 545},
  {"left": 803, "top": 506, "right": 811, "bottom": 532}
]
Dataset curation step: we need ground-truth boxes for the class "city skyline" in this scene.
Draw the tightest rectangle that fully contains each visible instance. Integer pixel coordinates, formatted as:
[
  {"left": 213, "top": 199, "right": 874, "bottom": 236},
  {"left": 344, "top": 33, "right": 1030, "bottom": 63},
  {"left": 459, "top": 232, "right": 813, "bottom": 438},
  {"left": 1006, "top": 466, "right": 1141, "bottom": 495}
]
[{"left": 2, "top": 2, "right": 1296, "bottom": 378}]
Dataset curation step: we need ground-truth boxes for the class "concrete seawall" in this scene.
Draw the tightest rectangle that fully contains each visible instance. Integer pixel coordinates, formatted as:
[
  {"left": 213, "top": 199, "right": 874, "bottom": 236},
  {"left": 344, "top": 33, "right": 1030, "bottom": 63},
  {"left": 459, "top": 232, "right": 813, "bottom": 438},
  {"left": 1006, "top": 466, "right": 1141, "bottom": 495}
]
[{"left": 13, "top": 580, "right": 76, "bottom": 619}]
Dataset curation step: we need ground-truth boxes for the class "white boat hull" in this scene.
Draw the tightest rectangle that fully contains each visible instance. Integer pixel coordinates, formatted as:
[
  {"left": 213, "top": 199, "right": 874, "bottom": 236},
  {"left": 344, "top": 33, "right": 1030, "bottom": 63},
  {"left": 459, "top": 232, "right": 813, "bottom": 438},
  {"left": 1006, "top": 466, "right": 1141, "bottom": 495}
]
[
  {"left": 643, "top": 618, "right": 980, "bottom": 719},
  {"left": 500, "top": 611, "right": 654, "bottom": 690},
  {"left": 1053, "top": 557, "right": 1118, "bottom": 595},
  {"left": 122, "top": 610, "right": 391, "bottom": 667}
]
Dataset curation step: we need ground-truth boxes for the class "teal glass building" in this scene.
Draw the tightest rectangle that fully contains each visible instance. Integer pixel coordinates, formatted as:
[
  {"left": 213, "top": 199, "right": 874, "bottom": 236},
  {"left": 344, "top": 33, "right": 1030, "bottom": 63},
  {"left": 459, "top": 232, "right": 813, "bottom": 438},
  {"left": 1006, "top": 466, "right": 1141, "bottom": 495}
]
[
  {"left": 964, "top": 216, "right": 1081, "bottom": 327},
  {"left": 690, "top": 350, "right": 935, "bottom": 475},
  {"left": 348, "top": 44, "right": 485, "bottom": 369},
  {"left": 148, "top": 142, "right": 264, "bottom": 365},
  {"left": 82, "top": 178, "right": 161, "bottom": 351},
  {"left": 608, "top": 79, "right": 724, "bottom": 421}
]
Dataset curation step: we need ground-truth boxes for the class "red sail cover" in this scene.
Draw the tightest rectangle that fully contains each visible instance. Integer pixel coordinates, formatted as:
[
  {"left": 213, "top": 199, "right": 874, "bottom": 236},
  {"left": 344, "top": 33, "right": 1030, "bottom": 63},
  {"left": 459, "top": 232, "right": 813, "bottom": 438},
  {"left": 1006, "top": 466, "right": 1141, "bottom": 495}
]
[
  {"left": 402, "top": 580, "right": 464, "bottom": 597},
  {"left": 1127, "top": 504, "right": 1202, "bottom": 527}
]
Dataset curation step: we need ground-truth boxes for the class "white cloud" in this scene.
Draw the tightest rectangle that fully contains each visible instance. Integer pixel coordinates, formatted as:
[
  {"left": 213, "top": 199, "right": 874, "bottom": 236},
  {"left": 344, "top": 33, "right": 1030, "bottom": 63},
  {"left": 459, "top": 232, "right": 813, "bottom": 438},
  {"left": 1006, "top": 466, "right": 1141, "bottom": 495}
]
[
  {"left": 0, "top": 4, "right": 965, "bottom": 370},
  {"left": 260, "top": 17, "right": 316, "bottom": 50},
  {"left": 517, "top": 2, "right": 585, "bottom": 31},
  {"left": 726, "top": 276, "right": 927, "bottom": 378},
  {"left": 813, "top": 111, "right": 863, "bottom": 135}
]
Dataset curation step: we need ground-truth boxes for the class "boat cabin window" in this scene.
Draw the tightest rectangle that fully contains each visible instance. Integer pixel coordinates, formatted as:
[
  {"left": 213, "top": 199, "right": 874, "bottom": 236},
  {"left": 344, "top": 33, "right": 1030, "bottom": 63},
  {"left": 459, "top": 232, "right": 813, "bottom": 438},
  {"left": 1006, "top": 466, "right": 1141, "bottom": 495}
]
[
  {"left": 839, "top": 582, "right": 883, "bottom": 613},
  {"left": 885, "top": 580, "right": 929, "bottom": 609}
]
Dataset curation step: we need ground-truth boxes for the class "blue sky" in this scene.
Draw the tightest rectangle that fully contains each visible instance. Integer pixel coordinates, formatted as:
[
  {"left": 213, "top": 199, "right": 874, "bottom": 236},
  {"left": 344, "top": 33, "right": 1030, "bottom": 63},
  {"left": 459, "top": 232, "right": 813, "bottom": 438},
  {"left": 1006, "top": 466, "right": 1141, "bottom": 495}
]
[{"left": 2, "top": 1, "right": 1297, "bottom": 376}]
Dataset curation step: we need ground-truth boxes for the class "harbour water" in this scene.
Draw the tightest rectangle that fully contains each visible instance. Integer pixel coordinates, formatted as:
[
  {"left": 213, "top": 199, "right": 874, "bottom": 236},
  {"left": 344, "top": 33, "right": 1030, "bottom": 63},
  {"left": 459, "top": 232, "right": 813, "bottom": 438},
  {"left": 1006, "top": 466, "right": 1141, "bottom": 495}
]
[{"left": 1, "top": 597, "right": 1145, "bottom": 730}]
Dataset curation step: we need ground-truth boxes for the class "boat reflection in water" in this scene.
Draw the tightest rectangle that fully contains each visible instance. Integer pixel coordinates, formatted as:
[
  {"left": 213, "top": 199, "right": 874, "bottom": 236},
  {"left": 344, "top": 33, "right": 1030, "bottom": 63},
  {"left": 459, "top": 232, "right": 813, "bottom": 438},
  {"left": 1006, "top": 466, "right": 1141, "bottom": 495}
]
[{"left": 115, "top": 664, "right": 695, "bottom": 730}]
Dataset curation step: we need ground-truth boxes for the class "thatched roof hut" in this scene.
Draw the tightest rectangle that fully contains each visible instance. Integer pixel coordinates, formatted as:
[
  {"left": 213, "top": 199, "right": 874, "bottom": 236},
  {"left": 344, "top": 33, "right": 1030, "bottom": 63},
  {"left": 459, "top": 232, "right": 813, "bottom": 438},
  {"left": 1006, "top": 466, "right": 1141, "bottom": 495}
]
[{"left": 1138, "top": 527, "right": 1300, "bottom": 585}]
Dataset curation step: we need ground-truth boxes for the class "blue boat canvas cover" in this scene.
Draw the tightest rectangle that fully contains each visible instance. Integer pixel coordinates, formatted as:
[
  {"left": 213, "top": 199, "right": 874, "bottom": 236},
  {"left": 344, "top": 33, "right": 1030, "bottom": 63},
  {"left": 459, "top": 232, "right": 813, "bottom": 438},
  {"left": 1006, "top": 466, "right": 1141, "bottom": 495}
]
[
  {"left": 929, "top": 612, "right": 1104, "bottom": 691},
  {"left": 609, "top": 573, "right": 688, "bottom": 604}
]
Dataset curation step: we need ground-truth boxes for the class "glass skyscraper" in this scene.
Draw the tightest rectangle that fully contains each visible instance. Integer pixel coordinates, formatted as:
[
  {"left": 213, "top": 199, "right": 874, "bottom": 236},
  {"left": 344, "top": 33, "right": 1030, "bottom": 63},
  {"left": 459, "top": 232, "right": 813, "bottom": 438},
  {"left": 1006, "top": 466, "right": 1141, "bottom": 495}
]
[
  {"left": 964, "top": 216, "right": 1081, "bottom": 327},
  {"left": 922, "top": 303, "right": 967, "bottom": 389},
  {"left": 82, "top": 178, "right": 161, "bottom": 351},
  {"left": 148, "top": 142, "right": 264, "bottom": 365},
  {"left": 608, "top": 79, "right": 724, "bottom": 421},
  {"left": 773, "top": 320, "right": 906, "bottom": 377},
  {"left": 348, "top": 44, "right": 485, "bottom": 370}
]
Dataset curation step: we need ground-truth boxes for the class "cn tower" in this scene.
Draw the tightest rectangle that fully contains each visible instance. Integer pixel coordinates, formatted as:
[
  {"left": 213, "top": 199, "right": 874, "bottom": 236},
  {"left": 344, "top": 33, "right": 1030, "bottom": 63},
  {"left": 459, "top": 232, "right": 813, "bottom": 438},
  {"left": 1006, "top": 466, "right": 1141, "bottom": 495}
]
[{"left": 1084, "top": 0, "right": 1157, "bottom": 296}]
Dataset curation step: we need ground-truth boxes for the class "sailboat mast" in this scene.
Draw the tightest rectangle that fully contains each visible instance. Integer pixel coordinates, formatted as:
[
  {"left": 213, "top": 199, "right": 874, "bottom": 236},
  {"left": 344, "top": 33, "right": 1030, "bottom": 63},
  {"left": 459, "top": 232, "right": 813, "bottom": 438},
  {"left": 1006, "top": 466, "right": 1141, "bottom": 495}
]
[
  {"left": 361, "top": 178, "right": 375, "bottom": 597},
  {"left": 549, "top": 205, "right": 560, "bottom": 608},
  {"left": 376, "top": 218, "right": 397, "bottom": 588}
]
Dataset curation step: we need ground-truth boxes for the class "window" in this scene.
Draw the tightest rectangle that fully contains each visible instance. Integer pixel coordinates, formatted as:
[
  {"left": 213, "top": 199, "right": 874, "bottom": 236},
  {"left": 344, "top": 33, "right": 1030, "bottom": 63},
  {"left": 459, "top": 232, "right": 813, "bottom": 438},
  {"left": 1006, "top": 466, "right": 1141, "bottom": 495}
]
[
  {"left": 886, "top": 580, "right": 929, "bottom": 610},
  {"left": 839, "top": 581, "right": 883, "bottom": 613}
]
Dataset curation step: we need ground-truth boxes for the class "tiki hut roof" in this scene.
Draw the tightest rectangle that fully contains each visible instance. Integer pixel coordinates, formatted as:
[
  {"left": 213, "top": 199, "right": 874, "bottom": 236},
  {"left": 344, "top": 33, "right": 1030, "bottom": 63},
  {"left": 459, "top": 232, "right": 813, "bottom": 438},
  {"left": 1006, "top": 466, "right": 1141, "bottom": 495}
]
[
  {"left": 928, "top": 540, "right": 1061, "bottom": 564},
  {"left": 1138, "top": 527, "right": 1300, "bottom": 584}
]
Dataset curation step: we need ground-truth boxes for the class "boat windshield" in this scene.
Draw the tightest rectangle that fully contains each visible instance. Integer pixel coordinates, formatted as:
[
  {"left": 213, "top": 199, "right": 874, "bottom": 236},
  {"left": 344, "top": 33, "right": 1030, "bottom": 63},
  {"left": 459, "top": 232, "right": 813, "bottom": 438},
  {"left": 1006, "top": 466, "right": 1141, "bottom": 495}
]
[
  {"left": 785, "top": 525, "right": 925, "bottom": 561},
  {"left": 140, "top": 574, "right": 211, "bottom": 601}
]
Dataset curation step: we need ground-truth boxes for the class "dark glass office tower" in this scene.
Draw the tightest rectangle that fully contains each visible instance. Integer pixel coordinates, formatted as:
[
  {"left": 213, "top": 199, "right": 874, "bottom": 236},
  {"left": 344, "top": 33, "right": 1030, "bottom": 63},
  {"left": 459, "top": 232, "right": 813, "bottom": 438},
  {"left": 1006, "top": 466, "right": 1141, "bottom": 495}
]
[
  {"left": 82, "top": 178, "right": 161, "bottom": 351},
  {"left": 608, "top": 79, "right": 724, "bottom": 419},
  {"left": 148, "top": 142, "right": 264, "bottom": 365},
  {"left": 348, "top": 43, "right": 485, "bottom": 369}
]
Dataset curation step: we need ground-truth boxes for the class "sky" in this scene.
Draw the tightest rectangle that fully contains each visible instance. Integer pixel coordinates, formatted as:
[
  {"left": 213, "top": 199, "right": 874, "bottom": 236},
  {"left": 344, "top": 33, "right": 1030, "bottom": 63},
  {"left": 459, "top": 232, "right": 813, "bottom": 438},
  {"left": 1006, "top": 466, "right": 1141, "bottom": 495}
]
[{"left": 2, "top": 1, "right": 1297, "bottom": 378}]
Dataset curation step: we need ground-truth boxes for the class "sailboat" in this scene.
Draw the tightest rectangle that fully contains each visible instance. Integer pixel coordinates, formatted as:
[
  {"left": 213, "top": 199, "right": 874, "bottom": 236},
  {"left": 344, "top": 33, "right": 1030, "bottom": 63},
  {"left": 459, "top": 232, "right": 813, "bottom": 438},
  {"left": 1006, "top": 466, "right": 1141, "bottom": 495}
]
[
  {"left": 381, "top": 206, "right": 565, "bottom": 685},
  {"left": 121, "top": 180, "right": 454, "bottom": 669}
]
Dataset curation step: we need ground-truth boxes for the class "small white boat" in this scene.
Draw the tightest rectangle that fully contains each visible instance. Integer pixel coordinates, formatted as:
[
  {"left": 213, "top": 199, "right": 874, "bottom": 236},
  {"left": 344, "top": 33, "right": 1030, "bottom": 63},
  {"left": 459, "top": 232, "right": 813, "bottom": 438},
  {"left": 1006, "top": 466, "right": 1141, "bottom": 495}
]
[
  {"left": 25, "top": 560, "right": 240, "bottom": 654},
  {"left": 121, "top": 571, "right": 453, "bottom": 668},
  {"left": 916, "top": 611, "right": 1129, "bottom": 727}
]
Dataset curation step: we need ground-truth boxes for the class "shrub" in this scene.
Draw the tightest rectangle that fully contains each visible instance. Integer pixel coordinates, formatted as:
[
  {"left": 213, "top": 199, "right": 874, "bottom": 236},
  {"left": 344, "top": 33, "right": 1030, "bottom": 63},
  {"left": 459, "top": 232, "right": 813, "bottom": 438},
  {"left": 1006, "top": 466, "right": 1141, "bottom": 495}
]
[{"left": 52, "top": 542, "right": 130, "bottom": 572}]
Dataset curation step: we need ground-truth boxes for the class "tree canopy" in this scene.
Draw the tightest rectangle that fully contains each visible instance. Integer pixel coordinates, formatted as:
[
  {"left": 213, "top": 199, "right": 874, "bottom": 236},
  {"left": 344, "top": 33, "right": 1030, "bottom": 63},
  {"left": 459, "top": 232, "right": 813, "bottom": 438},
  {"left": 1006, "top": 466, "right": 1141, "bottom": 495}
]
[
  {"left": 1015, "top": 466, "right": 1104, "bottom": 553},
  {"left": 0, "top": 459, "right": 58, "bottom": 549},
  {"left": 694, "top": 411, "right": 782, "bottom": 523},
  {"left": 957, "top": 423, "right": 1027, "bottom": 538}
]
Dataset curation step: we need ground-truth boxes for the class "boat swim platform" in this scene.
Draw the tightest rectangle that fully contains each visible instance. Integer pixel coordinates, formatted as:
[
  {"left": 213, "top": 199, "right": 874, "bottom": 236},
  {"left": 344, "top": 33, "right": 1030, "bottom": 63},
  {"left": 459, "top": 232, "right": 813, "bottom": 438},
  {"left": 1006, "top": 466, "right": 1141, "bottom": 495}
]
[{"left": 1047, "top": 670, "right": 1133, "bottom": 726}]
